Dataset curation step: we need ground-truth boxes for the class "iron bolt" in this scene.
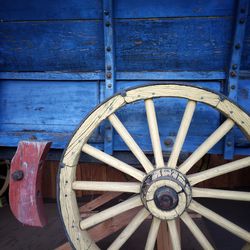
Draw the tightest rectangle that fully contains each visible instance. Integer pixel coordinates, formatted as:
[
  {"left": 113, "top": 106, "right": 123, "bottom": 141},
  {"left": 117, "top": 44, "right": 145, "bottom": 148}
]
[
  {"left": 106, "top": 72, "right": 112, "bottom": 79},
  {"left": 12, "top": 170, "right": 24, "bottom": 181},
  {"left": 164, "top": 138, "right": 173, "bottom": 146},
  {"left": 232, "top": 64, "right": 238, "bottom": 70},
  {"left": 105, "top": 21, "right": 111, "bottom": 27},
  {"left": 231, "top": 85, "right": 236, "bottom": 90},
  {"left": 104, "top": 10, "right": 109, "bottom": 15},
  {"left": 235, "top": 43, "right": 241, "bottom": 49},
  {"left": 227, "top": 141, "right": 232, "bottom": 147},
  {"left": 106, "top": 47, "right": 111, "bottom": 52},
  {"left": 230, "top": 71, "right": 237, "bottom": 77},
  {"left": 107, "top": 65, "right": 112, "bottom": 70},
  {"left": 107, "top": 83, "right": 112, "bottom": 88}
]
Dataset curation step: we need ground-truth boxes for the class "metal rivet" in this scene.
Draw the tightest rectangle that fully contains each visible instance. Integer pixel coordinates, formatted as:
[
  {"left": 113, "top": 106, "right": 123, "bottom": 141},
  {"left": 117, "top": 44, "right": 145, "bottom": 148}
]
[
  {"left": 230, "top": 111, "right": 233, "bottom": 114},
  {"left": 201, "top": 96, "right": 204, "bottom": 100},
  {"left": 107, "top": 83, "right": 112, "bottom": 88},
  {"left": 104, "top": 10, "right": 109, "bottom": 15},
  {"left": 65, "top": 180, "right": 68, "bottom": 184},
  {"left": 231, "top": 85, "right": 236, "bottom": 90},
  {"left": 107, "top": 65, "right": 111, "bottom": 70},
  {"left": 227, "top": 141, "right": 232, "bottom": 147},
  {"left": 12, "top": 170, "right": 24, "bottom": 181},
  {"left": 65, "top": 194, "right": 67, "bottom": 197},
  {"left": 239, "top": 18, "right": 245, "bottom": 24},
  {"left": 106, "top": 72, "right": 112, "bottom": 79},
  {"left": 235, "top": 43, "right": 241, "bottom": 49},
  {"left": 232, "top": 64, "right": 238, "bottom": 70},
  {"left": 106, "top": 47, "right": 111, "bottom": 52},
  {"left": 105, "top": 21, "right": 111, "bottom": 27},
  {"left": 230, "top": 71, "right": 237, "bottom": 77},
  {"left": 164, "top": 138, "right": 173, "bottom": 146}
]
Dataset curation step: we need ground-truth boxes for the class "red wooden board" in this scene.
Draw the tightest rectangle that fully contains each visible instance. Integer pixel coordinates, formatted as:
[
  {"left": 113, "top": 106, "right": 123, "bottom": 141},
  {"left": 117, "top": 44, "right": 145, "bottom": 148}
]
[{"left": 9, "top": 141, "right": 51, "bottom": 227}]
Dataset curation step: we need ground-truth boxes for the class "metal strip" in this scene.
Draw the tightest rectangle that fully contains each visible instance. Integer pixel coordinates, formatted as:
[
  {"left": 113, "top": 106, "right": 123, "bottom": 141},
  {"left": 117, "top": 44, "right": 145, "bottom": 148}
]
[
  {"left": 103, "top": 0, "right": 115, "bottom": 154},
  {"left": 224, "top": 0, "right": 248, "bottom": 159}
]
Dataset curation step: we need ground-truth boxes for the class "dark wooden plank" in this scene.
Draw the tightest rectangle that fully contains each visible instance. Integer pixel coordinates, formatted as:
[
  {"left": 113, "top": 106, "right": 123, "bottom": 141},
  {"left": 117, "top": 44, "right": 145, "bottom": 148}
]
[
  {"left": 0, "top": 0, "right": 235, "bottom": 22},
  {"left": 0, "top": 17, "right": 242, "bottom": 72}
]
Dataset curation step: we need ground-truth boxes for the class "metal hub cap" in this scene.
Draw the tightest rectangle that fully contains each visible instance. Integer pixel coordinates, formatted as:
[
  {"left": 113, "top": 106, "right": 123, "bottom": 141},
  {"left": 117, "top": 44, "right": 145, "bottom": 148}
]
[
  {"left": 140, "top": 168, "right": 192, "bottom": 220},
  {"left": 154, "top": 186, "right": 179, "bottom": 211}
]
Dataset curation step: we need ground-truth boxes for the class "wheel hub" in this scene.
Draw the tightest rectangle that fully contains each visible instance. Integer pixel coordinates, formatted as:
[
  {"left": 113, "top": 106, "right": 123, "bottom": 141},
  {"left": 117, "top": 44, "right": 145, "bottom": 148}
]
[
  {"left": 140, "top": 168, "right": 192, "bottom": 220},
  {"left": 154, "top": 186, "right": 179, "bottom": 211}
]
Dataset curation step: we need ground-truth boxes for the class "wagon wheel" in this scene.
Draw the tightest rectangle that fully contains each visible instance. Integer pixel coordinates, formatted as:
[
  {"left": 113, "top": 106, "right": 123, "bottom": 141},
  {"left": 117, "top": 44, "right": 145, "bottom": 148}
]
[
  {"left": 58, "top": 84, "right": 250, "bottom": 250},
  {"left": 0, "top": 160, "right": 10, "bottom": 197}
]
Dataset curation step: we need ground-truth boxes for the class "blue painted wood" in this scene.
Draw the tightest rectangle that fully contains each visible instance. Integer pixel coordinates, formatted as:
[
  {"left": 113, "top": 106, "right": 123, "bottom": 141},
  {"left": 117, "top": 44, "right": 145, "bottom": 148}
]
[
  {"left": 2, "top": 17, "right": 248, "bottom": 72},
  {"left": 224, "top": 0, "right": 249, "bottom": 159},
  {"left": 0, "top": 0, "right": 235, "bottom": 21},
  {"left": 0, "top": 80, "right": 101, "bottom": 147},
  {"left": 0, "top": 71, "right": 226, "bottom": 81},
  {"left": 0, "top": 79, "right": 249, "bottom": 156},
  {"left": 0, "top": 0, "right": 249, "bottom": 158}
]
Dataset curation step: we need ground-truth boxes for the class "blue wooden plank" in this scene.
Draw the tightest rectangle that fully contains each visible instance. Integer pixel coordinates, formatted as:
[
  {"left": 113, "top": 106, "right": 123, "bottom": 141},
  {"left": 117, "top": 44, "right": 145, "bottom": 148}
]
[
  {"left": 0, "top": 79, "right": 249, "bottom": 155},
  {"left": 115, "top": 0, "right": 235, "bottom": 18},
  {"left": 0, "top": 17, "right": 239, "bottom": 72},
  {"left": 0, "top": 80, "right": 100, "bottom": 148},
  {"left": 0, "top": 0, "right": 235, "bottom": 21},
  {"left": 0, "top": 0, "right": 102, "bottom": 21},
  {"left": 0, "top": 21, "right": 104, "bottom": 72}
]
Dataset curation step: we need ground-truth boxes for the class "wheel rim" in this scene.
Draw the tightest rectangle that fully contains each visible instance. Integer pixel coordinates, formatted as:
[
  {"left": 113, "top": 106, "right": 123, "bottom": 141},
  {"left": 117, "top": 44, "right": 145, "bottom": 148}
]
[{"left": 58, "top": 84, "right": 250, "bottom": 250}]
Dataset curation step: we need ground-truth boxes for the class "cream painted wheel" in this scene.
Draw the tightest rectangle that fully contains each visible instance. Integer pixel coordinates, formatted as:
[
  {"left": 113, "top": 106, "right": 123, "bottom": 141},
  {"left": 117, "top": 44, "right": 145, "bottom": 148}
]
[
  {"left": 58, "top": 84, "right": 250, "bottom": 250},
  {"left": 0, "top": 160, "right": 10, "bottom": 197}
]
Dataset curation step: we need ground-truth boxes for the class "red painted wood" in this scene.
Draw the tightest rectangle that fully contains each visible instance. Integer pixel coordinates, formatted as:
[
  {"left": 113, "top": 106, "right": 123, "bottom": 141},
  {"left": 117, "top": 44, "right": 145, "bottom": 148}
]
[{"left": 9, "top": 141, "right": 52, "bottom": 227}]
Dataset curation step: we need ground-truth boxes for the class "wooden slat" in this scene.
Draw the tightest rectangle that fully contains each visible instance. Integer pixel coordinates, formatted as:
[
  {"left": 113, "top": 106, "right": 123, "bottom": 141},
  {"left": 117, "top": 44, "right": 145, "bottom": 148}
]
[{"left": 79, "top": 192, "right": 122, "bottom": 213}]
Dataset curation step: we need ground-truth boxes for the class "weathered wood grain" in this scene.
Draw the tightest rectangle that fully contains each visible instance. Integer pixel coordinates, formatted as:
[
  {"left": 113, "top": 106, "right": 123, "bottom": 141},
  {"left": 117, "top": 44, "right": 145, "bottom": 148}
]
[{"left": 2, "top": 17, "right": 249, "bottom": 72}]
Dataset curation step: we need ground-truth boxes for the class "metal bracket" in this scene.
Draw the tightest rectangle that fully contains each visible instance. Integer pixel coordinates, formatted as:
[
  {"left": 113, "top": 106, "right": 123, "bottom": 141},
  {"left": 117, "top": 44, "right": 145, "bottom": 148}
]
[
  {"left": 103, "top": 0, "right": 116, "bottom": 154},
  {"left": 224, "top": 0, "right": 248, "bottom": 159}
]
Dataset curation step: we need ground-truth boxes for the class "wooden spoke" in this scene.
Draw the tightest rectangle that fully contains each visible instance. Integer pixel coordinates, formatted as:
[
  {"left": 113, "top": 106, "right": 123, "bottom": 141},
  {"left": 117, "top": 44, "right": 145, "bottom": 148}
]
[
  {"left": 72, "top": 181, "right": 140, "bottom": 193},
  {"left": 192, "top": 187, "right": 250, "bottom": 201},
  {"left": 168, "top": 100, "right": 196, "bottom": 168},
  {"left": 167, "top": 220, "right": 181, "bottom": 250},
  {"left": 188, "top": 157, "right": 250, "bottom": 186},
  {"left": 145, "top": 217, "right": 161, "bottom": 250},
  {"left": 82, "top": 144, "right": 145, "bottom": 182},
  {"left": 189, "top": 200, "right": 250, "bottom": 242},
  {"left": 80, "top": 195, "right": 142, "bottom": 230},
  {"left": 109, "top": 114, "right": 154, "bottom": 173},
  {"left": 107, "top": 208, "right": 150, "bottom": 250},
  {"left": 179, "top": 119, "right": 235, "bottom": 174},
  {"left": 145, "top": 99, "right": 164, "bottom": 168},
  {"left": 180, "top": 212, "right": 214, "bottom": 249}
]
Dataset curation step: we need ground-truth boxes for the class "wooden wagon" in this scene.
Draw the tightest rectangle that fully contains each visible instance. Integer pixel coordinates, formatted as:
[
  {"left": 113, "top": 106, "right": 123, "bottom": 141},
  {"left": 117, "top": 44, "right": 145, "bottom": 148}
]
[{"left": 1, "top": 0, "right": 250, "bottom": 249}]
